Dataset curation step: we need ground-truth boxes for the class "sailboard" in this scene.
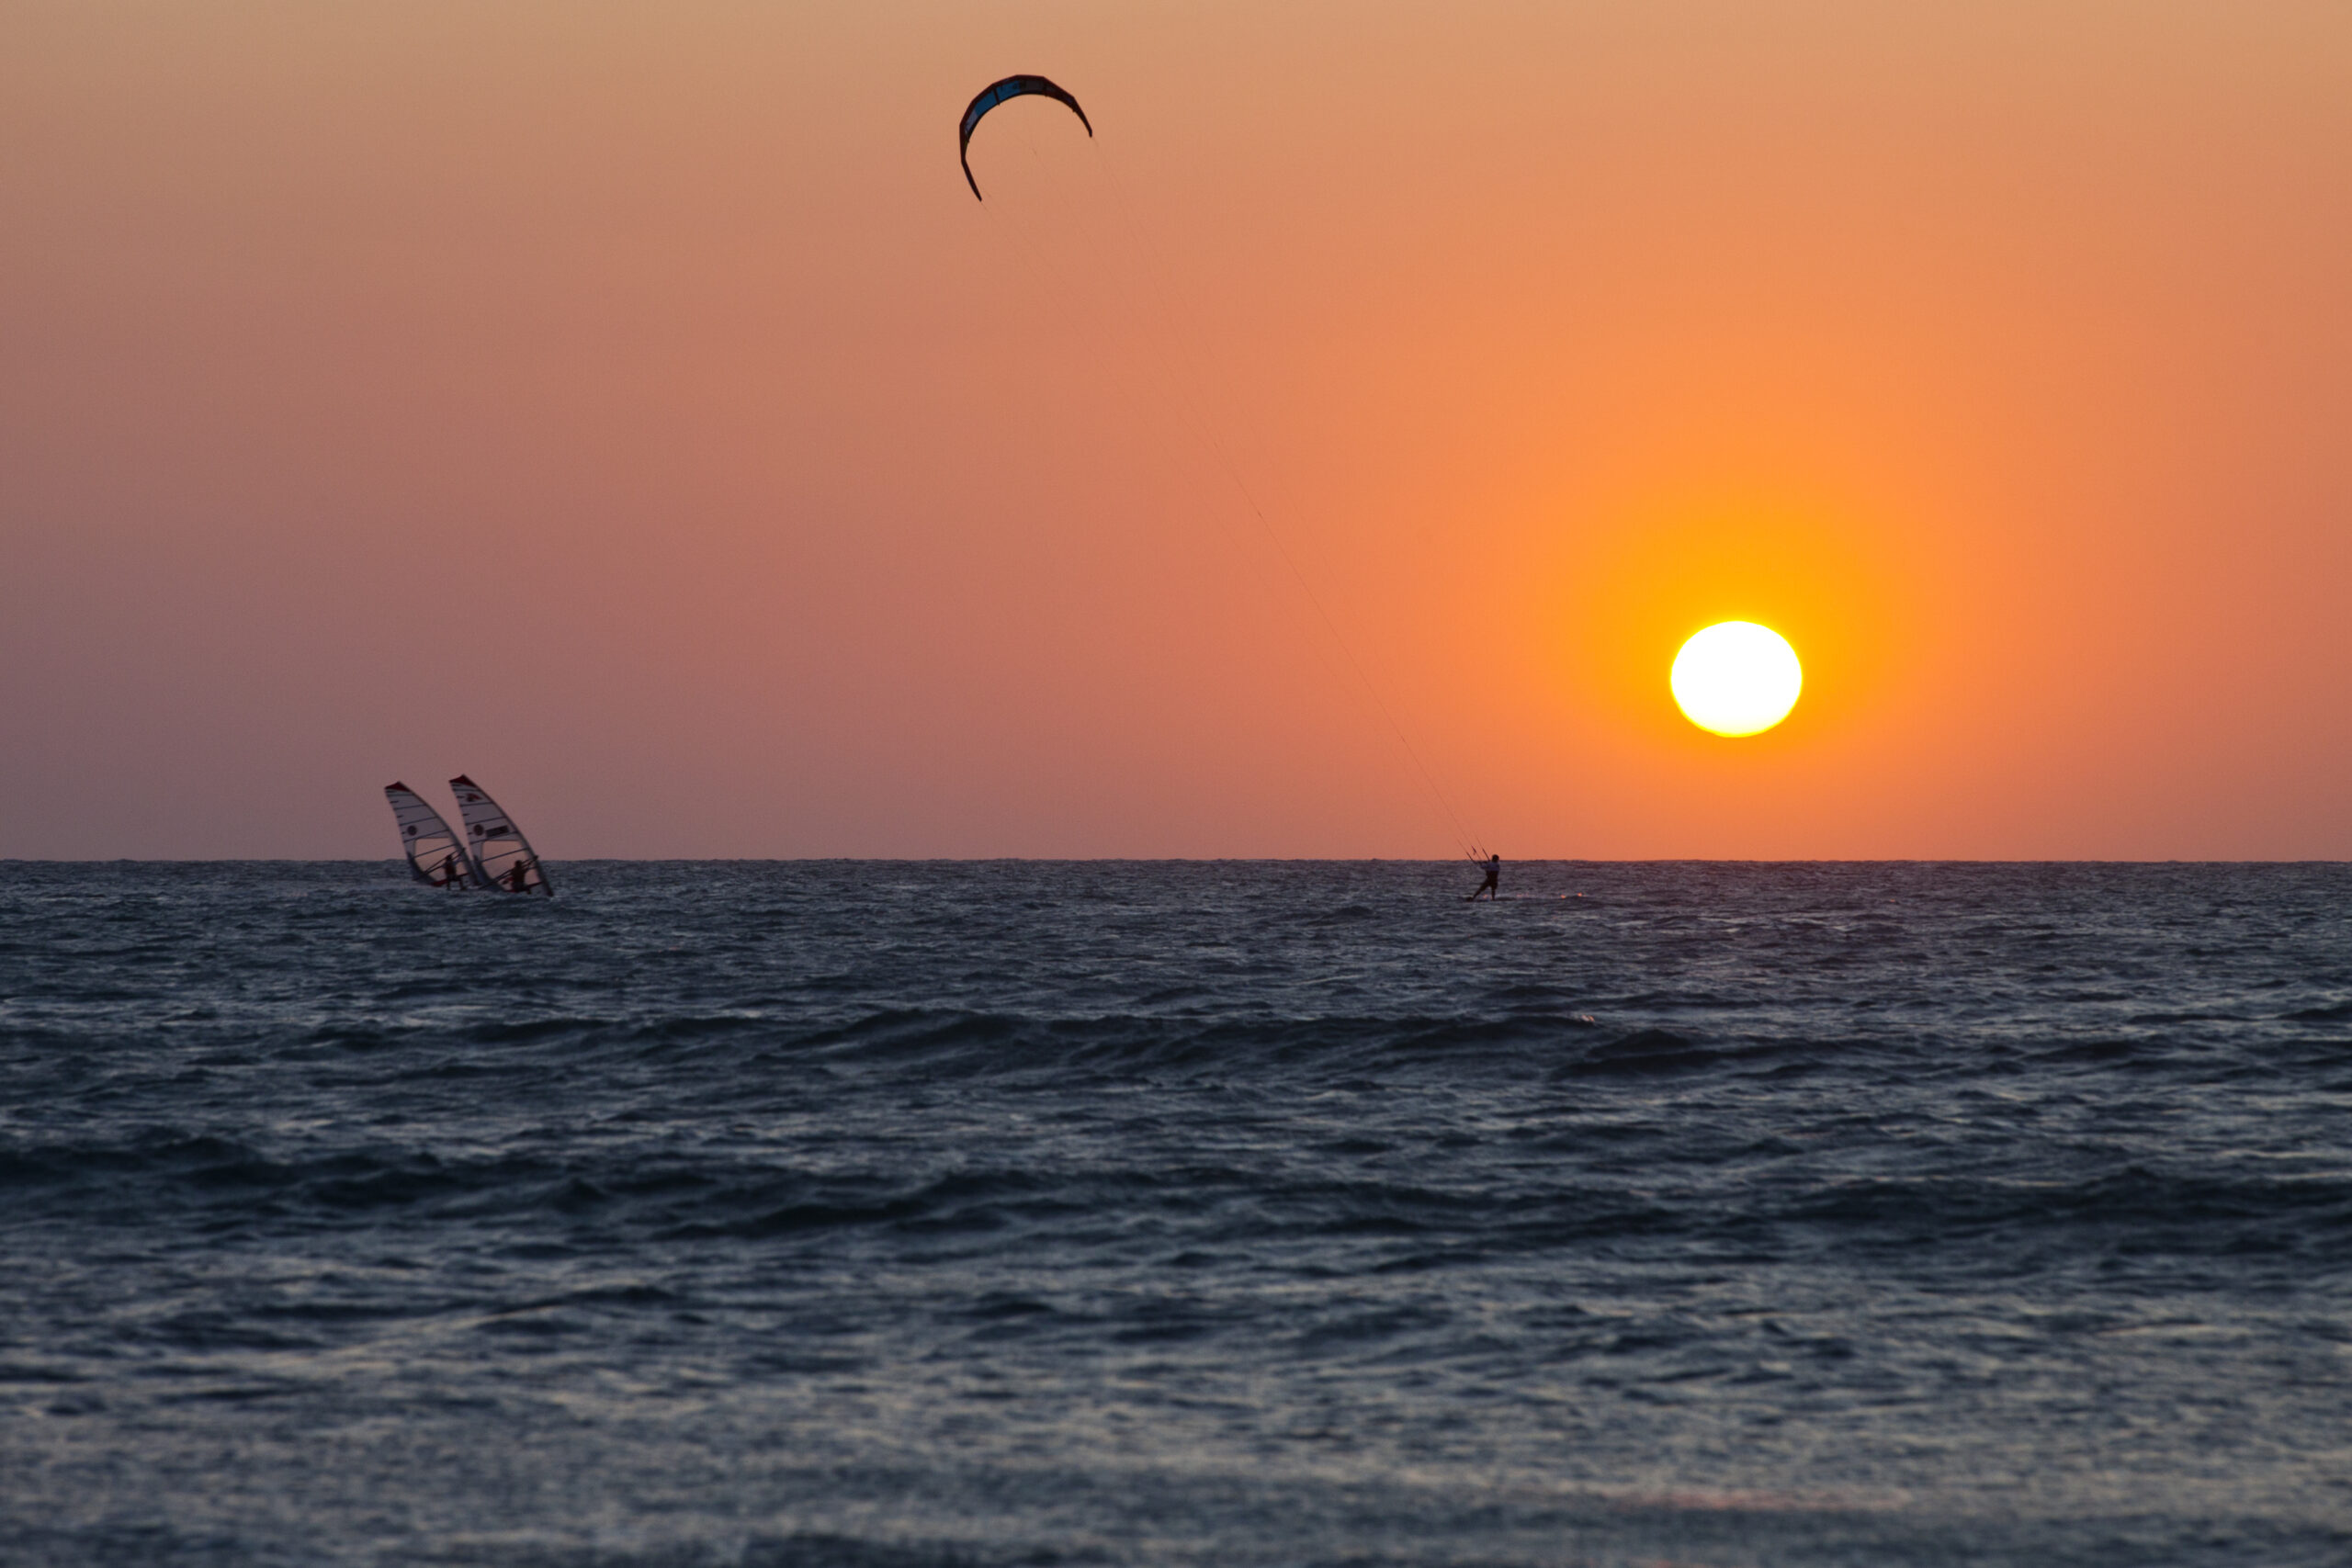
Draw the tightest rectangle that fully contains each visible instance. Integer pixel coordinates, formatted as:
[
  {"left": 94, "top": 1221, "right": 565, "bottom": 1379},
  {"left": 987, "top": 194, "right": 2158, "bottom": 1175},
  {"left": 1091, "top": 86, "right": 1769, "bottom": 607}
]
[
  {"left": 384, "top": 782, "right": 481, "bottom": 889},
  {"left": 448, "top": 774, "right": 552, "bottom": 896}
]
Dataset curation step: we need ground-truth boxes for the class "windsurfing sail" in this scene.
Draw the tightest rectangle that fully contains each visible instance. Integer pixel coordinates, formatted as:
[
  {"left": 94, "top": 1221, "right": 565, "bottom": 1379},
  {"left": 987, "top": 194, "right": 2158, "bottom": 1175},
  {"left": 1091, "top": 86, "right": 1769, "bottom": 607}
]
[
  {"left": 384, "top": 782, "right": 480, "bottom": 889},
  {"left": 958, "top": 74, "right": 1091, "bottom": 199},
  {"left": 447, "top": 775, "right": 552, "bottom": 897}
]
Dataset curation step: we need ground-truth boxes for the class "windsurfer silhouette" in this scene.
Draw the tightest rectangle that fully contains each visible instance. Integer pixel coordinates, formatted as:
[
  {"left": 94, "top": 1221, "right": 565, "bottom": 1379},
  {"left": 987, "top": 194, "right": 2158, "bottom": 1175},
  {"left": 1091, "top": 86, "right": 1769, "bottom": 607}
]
[
  {"left": 507, "top": 856, "right": 534, "bottom": 894},
  {"left": 1468, "top": 853, "right": 1499, "bottom": 901},
  {"left": 436, "top": 853, "right": 464, "bottom": 888}
]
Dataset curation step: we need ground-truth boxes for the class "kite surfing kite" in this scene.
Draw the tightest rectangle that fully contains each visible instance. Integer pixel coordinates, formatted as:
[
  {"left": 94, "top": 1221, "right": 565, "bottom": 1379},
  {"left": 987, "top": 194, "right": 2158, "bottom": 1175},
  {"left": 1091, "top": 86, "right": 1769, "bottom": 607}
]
[{"left": 958, "top": 74, "right": 1092, "bottom": 199}]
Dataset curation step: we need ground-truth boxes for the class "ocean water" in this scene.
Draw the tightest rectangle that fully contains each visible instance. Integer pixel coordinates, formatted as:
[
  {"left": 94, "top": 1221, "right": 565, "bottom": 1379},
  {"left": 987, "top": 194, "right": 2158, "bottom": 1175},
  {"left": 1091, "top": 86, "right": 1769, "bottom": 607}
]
[{"left": 2, "top": 861, "right": 2349, "bottom": 1567}]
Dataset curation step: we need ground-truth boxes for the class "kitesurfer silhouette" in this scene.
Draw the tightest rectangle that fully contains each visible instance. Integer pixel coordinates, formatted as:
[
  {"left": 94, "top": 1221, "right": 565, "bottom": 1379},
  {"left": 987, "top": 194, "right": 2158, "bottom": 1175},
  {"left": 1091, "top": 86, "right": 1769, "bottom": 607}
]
[{"left": 1468, "top": 853, "right": 1499, "bottom": 901}]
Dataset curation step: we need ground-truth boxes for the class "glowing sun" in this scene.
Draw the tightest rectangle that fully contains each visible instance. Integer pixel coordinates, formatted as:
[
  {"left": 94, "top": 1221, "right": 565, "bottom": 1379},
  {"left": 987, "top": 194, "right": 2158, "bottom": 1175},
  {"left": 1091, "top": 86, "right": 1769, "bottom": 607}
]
[{"left": 1671, "top": 622, "right": 1803, "bottom": 737}]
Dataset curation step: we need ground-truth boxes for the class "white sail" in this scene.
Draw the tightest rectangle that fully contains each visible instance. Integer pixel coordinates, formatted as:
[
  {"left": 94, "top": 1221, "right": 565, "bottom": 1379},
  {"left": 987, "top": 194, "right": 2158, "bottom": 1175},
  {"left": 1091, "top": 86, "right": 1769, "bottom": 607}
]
[
  {"left": 384, "top": 782, "right": 480, "bottom": 889},
  {"left": 447, "top": 775, "right": 552, "bottom": 896}
]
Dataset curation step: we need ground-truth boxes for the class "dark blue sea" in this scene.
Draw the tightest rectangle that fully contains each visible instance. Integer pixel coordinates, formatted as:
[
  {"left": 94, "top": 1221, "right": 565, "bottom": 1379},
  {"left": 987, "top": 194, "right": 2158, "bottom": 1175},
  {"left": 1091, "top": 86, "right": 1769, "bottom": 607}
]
[{"left": 4, "top": 862, "right": 2349, "bottom": 1567}]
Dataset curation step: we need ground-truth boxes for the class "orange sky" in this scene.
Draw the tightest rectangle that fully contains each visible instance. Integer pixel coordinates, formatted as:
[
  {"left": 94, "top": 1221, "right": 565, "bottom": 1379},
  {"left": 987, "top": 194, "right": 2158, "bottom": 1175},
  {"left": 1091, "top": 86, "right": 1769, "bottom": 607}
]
[{"left": 3, "top": 1, "right": 2347, "bottom": 858}]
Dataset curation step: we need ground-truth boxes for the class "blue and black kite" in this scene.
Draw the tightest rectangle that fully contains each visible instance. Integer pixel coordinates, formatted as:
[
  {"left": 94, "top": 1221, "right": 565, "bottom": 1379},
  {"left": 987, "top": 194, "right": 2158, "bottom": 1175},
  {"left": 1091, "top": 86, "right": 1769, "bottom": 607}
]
[{"left": 958, "top": 74, "right": 1092, "bottom": 199}]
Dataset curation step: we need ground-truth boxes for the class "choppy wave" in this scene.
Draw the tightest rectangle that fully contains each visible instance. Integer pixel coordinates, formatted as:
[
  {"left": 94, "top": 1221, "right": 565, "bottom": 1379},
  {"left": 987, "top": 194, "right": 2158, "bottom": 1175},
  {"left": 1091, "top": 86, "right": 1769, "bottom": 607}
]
[{"left": 3, "top": 861, "right": 2352, "bottom": 1566}]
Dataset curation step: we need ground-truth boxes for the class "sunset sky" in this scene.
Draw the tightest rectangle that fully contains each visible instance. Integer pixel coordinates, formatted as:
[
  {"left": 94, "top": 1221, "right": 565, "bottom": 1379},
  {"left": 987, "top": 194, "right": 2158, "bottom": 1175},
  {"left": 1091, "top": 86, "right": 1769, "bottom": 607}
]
[{"left": 4, "top": 1, "right": 2347, "bottom": 858}]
